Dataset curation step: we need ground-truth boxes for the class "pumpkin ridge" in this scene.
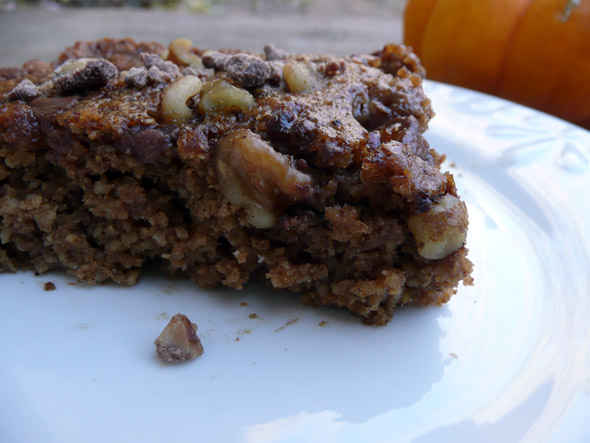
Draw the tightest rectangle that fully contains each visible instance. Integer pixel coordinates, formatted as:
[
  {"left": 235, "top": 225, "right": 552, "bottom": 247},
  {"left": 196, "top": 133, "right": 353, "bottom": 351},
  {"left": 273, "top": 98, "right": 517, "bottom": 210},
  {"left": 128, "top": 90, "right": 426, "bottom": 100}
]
[
  {"left": 403, "top": 0, "right": 443, "bottom": 57},
  {"left": 421, "top": 0, "right": 472, "bottom": 83},
  {"left": 545, "top": 0, "right": 590, "bottom": 124},
  {"left": 496, "top": 0, "right": 536, "bottom": 96}
]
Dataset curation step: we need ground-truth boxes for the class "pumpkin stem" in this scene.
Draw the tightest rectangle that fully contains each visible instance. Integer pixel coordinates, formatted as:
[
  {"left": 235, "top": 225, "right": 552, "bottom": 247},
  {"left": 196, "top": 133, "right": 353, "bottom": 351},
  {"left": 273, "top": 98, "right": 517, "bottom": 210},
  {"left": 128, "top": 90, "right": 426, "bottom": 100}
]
[{"left": 561, "top": 0, "right": 581, "bottom": 21}]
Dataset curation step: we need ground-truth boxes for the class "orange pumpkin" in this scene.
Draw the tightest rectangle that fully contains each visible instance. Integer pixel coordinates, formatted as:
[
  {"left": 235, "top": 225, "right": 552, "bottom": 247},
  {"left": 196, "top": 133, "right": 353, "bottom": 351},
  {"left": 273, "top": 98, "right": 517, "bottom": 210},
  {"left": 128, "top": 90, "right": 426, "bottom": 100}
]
[{"left": 404, "top": 0, "right": 590, "bottom": 128}]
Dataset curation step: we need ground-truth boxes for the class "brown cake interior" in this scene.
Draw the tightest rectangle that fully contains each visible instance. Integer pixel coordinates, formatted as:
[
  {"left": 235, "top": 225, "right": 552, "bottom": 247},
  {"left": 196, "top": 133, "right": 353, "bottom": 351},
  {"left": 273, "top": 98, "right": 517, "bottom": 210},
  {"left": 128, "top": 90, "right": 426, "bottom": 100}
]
[{"left": 0, "top": 38, "right": 472, "bottom": 325}]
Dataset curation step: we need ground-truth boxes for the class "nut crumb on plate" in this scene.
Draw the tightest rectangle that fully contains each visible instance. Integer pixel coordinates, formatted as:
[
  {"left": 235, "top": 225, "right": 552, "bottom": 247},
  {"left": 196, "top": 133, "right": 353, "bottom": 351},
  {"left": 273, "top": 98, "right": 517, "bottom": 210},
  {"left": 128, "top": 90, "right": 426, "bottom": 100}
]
[
  {"left": 44, "top": 281, "right": 56, "bottom": 291},
  {"left": 275, "top": 317, "right": 299, "bottom": 332},
  {"left": 154, "top": 313, "right": 204, "bottom": 363}
]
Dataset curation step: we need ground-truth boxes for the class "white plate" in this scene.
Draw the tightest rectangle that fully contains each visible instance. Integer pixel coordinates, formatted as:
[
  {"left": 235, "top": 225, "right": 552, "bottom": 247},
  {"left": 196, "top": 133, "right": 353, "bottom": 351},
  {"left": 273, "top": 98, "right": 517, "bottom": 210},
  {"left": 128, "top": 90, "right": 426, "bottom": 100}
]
[{"left": 1, "top": 81, "right": 589, "bottom": 443}]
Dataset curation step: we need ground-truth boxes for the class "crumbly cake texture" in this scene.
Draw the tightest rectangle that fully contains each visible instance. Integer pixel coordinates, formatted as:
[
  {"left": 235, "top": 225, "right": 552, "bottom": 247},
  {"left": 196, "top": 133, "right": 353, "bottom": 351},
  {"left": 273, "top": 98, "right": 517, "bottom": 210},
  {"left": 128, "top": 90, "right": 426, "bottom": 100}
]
[{"left": 0, "top": 38, "right": 473, "bottom": 325}]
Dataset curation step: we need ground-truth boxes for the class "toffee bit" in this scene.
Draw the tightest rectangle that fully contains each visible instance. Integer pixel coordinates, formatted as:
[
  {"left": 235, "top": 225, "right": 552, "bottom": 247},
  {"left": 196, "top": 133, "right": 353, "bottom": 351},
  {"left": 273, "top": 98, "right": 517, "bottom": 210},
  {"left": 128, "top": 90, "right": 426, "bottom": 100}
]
[
  {"left": 201, "top": 51, "right": 230, "bottom": 70},
  {"left": 224, "top": 54, "right": 271, "bottom": 88},
  {"left": 44, "top": 281, "right": 56, "bottom": 291},
  {"left": 155, "top": 313, "right": 204, "bottom": 363},
  {"left": 324, "top": 61, "right": 347, "bottom": 77},
  {"left": 147, "top": 65, "right": 165, "bottom": 84},
  {"left": 53, "top": 58, "right": 117, "bottom": 94},
  {"left": 267, "top": 61, "right": 284, "bottom": 83},
  {"left": 264, "top": 43, "right": 288, "bottom": 61},
  {"left": 8, "top": 79, "right": 40, "bottom": 101},
  {"left": 124, "top": 66, "right": 148, "bottom": 88},
  {"left": 181, "top": 66, "right": 199, "bottom": 77},
  {"left": 139, "top": 52, "right": 180, "bottom": 81}
]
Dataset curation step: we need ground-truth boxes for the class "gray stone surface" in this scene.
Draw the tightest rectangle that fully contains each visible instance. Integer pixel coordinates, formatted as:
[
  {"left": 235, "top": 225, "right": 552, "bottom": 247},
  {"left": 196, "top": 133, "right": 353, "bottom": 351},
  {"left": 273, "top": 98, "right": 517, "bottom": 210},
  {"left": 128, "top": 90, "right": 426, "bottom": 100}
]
[{"left": 0, "top": 7, "right": 403, "bottom": 67}]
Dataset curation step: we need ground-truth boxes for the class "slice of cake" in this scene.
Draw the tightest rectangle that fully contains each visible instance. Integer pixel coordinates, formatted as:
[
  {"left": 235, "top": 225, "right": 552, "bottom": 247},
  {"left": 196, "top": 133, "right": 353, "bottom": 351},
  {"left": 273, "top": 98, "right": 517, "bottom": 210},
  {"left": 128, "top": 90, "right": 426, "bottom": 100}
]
[{"left": 0, "top": 38, "right": 473, "bottom": 325}]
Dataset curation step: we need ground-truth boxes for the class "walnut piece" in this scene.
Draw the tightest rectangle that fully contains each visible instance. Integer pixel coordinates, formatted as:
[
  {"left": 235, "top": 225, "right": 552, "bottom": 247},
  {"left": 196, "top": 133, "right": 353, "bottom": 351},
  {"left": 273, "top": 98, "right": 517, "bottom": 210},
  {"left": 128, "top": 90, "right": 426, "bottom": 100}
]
[
  {"left": 161, "top": 75, "right": 203, "bottom": 125},
  {"left": 198, "top": 79, "right": 254, "bottom": 115},
  {"left": 283, "top": 62, "right": 317, "bottom": 93},
  {"left": 216, "top": 129, "right": 316, "bottom": 229},
  {"left": 53, "top": 58, "right": 117, "bottom": 94},
  {"left": 154, "top": 313, "right": 204, "bottom": 363},
  {"left": 167, "top": 38, "right": 204, "bottom": 70},
  {"left": 407, "top": 194, "right": 468, "bottom": 259}
]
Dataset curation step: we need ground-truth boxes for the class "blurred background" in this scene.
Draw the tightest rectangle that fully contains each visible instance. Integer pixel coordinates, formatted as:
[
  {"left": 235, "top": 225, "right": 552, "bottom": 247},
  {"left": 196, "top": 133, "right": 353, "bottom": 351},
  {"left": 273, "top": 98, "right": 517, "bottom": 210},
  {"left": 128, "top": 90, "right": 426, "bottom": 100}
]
[
  {"left": 0, "top": 0, "right": 406, "bottom": 66},
  {"left": 0, "top": 0, "right": 406, "bottom": 14}
]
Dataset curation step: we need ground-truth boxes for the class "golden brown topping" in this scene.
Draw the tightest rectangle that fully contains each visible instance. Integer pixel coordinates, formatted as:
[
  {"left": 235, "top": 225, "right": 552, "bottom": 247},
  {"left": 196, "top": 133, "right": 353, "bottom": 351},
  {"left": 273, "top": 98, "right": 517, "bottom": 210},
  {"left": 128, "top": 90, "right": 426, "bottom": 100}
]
[
  {"left": 154, "top": 313, "right": 204, "bottom": 363},
  {"left": 53, "top": 58, "right": 117, "bottom": 94},
  {"left": 374, "top": 43, "right": 426, "bottom": 78},
  {"left": 361, "top": 141, "right": 447, "bottom": 199},
  {"left": 160, "top": 75, "right": 202, "bottom": 125},
  {"left": 407, "top": 194, "right": 468, "bottom": 259},
  {"left": 198, "top": 79, "right": 255, "bottom": 115},
  {"left": 216, "top": 129, "right": 316, "bottom": 229},
  {"left": 283, "top": 62, "right": 317, "bottom": 93},
  {"left": 167, "top": 38, "right": 204, "bottom": 69}
]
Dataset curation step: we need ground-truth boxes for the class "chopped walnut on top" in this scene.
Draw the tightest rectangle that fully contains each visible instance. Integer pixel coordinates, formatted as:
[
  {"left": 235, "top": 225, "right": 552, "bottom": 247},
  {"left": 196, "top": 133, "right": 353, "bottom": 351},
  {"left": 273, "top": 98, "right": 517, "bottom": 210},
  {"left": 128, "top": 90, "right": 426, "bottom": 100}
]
[
  {"left": 283, "top": 62, "right": 317, "bottom": 93},
  {"left": 155, "top": 313, "right": 204, "bottom": 363},
  {"left": 161, "top": 75, "right": 203, "bottom": 125},
  {"left": 167, "top": 38, "right": 205, "bottom": 71},
  {"left": 215, "top": 129, "right": 316, "bottom": 229},
  {"left": 198, "top": 79, "right": 255, "bottom": 115}
]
